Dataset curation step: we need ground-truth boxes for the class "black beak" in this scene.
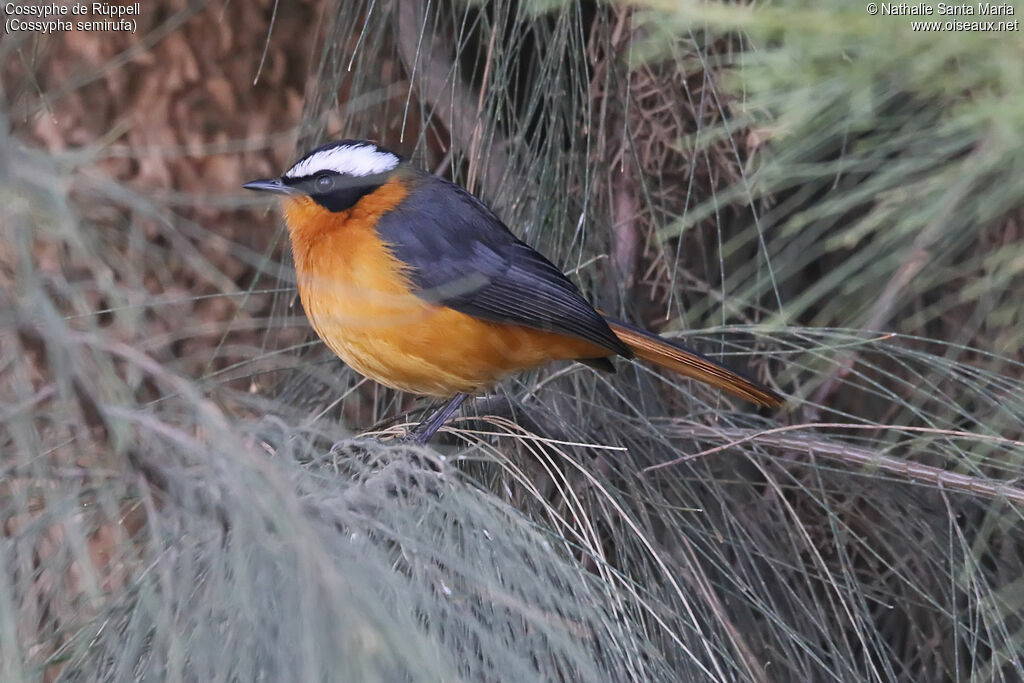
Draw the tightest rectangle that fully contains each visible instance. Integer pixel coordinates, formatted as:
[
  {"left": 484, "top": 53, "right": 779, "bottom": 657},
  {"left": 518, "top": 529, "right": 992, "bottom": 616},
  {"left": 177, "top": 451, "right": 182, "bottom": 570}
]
[{"left": 242, "top": 177, "right": 297, "bottom": 195}]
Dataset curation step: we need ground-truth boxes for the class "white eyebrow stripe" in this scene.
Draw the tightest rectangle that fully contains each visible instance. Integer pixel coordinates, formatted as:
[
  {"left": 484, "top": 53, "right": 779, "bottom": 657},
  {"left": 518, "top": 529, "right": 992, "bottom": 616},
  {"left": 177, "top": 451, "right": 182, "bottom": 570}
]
[{"left": 284, "top": 145, "right": 400, "bottom": 179}]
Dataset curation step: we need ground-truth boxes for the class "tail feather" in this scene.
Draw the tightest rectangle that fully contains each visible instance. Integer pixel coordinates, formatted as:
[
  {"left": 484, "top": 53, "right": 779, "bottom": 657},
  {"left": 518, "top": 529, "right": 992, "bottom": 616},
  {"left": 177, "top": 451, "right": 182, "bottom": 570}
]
[{"left": 604, "top": 317, "right": 783, "bottom": 408}]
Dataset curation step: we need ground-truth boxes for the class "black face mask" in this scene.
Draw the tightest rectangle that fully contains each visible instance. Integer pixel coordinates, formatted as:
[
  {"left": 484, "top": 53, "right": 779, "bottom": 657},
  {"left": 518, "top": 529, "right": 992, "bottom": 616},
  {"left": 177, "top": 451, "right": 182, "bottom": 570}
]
[{"left": 284, "top": 171, "right": 393, "bottom": 212}]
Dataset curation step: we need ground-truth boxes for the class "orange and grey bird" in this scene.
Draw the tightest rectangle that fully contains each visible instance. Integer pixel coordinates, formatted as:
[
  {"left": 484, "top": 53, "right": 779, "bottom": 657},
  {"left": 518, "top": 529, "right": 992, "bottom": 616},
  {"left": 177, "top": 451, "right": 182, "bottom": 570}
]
[{"left": 244, "top": 139, "right": 782, "bottom": 443}]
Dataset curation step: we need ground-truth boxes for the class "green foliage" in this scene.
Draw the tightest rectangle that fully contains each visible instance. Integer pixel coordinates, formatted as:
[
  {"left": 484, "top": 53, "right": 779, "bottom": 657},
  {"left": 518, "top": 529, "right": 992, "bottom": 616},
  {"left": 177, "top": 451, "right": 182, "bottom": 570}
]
[{"left": 638, "top": 0, "right": 1024, "bottom": 349}]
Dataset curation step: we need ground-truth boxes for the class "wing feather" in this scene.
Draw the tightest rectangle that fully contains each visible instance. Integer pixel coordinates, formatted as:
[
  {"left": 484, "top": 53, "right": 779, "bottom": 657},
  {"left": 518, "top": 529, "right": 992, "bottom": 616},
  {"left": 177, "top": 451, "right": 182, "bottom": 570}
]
[{"left": 375, "top": 172, "right": 631, "bottom": 358}]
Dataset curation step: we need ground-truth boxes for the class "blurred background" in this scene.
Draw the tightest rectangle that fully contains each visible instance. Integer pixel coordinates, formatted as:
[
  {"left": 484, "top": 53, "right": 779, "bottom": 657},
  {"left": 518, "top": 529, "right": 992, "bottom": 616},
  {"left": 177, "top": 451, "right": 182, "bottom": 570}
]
[{"left": 2, "top": 0, "right": 1023, "bottom": 680}]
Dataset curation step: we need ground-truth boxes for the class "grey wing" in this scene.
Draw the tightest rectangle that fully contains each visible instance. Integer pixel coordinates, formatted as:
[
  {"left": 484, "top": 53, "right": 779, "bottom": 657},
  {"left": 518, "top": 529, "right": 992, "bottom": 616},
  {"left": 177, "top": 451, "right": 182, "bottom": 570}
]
[{"left": 374, "top": 174, "right": 631, "bottom": 358}]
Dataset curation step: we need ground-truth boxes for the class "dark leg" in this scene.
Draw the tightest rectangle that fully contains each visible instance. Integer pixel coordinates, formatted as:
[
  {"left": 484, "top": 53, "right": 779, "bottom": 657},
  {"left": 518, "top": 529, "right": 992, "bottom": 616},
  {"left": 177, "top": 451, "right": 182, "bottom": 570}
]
[{"left": 408, "top": 393, "right": 469, "bottom": 444}]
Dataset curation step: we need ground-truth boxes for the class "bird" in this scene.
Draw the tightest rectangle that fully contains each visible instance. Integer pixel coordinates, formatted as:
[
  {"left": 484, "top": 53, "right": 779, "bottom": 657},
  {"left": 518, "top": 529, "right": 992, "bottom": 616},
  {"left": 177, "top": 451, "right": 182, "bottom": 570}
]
[{"left": 244, "top": 139, "right": 783, "bottom": 443}]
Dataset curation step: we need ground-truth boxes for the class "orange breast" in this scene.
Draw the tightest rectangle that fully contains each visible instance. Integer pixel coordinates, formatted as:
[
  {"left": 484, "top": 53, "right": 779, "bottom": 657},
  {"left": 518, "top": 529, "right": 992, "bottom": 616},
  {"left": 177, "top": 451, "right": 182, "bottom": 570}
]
[{"left": 281, "top": 179, "right": 607, "bottom": 397}]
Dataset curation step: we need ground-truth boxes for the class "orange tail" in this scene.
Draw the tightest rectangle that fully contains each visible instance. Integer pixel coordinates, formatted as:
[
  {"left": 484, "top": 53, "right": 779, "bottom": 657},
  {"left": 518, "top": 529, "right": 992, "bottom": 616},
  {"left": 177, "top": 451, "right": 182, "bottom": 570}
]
[{"left": 605, "top": 318, "right": 783, "bottom": 408}]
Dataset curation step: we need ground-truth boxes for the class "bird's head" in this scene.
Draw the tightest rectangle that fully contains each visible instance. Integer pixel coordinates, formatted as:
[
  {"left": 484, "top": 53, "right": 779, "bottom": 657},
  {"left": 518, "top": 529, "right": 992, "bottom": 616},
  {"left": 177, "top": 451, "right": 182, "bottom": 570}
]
[{"left": 243, "top": 139, "right": 404, "bottom": 212}]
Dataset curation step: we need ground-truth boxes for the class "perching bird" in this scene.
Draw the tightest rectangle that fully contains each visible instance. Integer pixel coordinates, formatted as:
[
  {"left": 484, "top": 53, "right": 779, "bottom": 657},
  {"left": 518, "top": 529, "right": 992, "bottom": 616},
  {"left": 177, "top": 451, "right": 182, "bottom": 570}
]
[{"left": 244, "top": 139, "right": 782, "bottom": 443}]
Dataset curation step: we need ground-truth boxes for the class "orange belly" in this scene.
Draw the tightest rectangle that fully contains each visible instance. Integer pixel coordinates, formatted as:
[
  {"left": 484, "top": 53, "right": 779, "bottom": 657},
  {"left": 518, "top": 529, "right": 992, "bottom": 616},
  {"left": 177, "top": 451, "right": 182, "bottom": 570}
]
[{"left": 282, "top": 184, "right": 608, "bottom": 397}]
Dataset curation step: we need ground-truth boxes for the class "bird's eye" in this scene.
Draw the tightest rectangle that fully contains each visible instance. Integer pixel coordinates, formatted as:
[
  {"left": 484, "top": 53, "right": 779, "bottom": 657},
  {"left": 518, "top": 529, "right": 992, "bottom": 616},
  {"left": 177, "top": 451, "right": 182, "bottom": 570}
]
[{"left": 314, "top": 174, "right": 335, "bottom": 192}]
